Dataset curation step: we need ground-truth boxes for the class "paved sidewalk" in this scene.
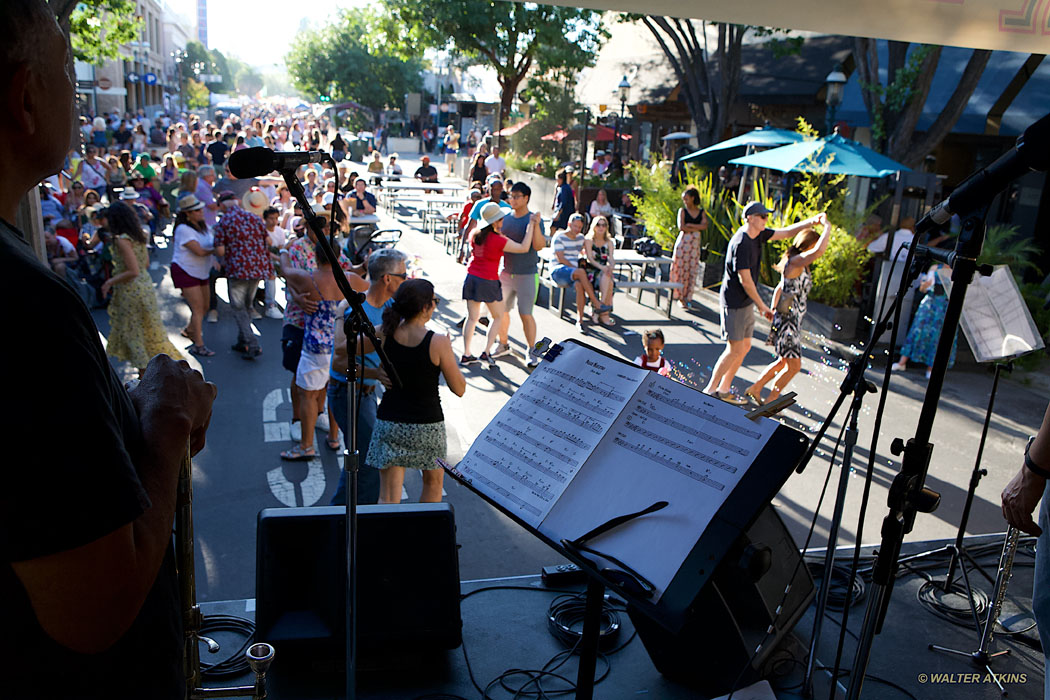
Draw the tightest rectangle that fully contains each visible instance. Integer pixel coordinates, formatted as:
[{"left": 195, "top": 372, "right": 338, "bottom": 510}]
[{"left": 373, "top": 167, "right": 1049, "bottom": 552}]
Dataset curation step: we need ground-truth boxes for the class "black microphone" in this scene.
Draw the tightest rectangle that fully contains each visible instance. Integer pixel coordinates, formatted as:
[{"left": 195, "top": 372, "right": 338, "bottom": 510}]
[
  {"left": 227, "top": 147, "right": 328, "bottom": 179},
  {"left": 915, "top": 112, "right": 1049, "bottom": 234},
  {"left": 902, "top": 240, "right": 955, "bottom": 268}
]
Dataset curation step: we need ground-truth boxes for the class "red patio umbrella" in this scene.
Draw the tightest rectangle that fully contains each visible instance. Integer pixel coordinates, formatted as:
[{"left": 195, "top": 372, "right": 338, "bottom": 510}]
[
  {"left": 541, "top": 129, "right": 569, "bottom": 142},
  {"left": 496, "top": 119, "right": 531, "bottom": 137}
]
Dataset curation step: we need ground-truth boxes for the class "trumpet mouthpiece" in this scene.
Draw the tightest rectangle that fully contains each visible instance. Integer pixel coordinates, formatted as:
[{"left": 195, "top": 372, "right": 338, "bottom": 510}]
[{"left": 247, "top": 642, "right": 275, "bottom": 675}]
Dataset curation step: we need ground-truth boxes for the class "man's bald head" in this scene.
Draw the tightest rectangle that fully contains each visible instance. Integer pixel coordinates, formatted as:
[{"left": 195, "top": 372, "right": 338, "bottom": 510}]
[
  {"left": 0, "top": 0, "right": 77, "bottom": 221},
  {"left": 0, "top": 0, "right": 59, "bottom": 75}
]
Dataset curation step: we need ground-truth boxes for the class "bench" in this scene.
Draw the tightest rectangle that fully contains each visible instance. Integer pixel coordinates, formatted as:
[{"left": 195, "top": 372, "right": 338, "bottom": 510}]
[{"left": 615, "top": 280, "right": 683, "bottom": 318}]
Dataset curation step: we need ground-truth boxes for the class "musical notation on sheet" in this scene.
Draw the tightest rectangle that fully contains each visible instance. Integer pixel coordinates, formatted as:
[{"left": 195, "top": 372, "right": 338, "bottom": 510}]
[
  {"left": 453, "top": 343, "right": 647, "bottom": 527},
  {"left": 542, "top": 372, "right": 780, "bottom": 601}
]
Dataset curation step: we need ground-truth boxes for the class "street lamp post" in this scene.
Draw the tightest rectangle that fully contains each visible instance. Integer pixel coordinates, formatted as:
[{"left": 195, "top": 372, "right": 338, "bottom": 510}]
[
  {"left": 615, "top": 75, "right": 631, "bottom": 157},
  {"left": 171, "top": 49, "right": 187, "bottom": 115},
  {"left": 824, "top": 63, "right": 847, "bottom": 135}
]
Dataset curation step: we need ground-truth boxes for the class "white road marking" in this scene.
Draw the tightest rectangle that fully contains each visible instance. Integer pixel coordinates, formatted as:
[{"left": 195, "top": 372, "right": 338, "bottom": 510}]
[
  {"left": 197, "top": 535, "right": 218, "bottom": 592},
  {"left": 266, "top": 459, "right": 326, "bottom": 507},
  {"left": 262, "top": 388, "right": 284, "bottom": 422}
]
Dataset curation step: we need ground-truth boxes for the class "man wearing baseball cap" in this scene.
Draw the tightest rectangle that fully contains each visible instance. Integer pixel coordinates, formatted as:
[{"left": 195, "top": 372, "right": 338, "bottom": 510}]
[{"left": 703, "top": 201, "right": 826, "bottom": 404}]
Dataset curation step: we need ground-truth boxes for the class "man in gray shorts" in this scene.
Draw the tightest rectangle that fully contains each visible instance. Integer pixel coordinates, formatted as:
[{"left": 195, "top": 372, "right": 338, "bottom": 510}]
[
  {"left": 493, "top": 181, "right": 547, "bottom": 369},
  {"left": 704, "top": 202, "right": 826, "bottom": 404}
]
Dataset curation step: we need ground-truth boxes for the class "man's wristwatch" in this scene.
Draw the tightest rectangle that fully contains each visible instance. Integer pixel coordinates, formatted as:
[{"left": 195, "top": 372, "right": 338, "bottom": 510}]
[{"left": 1025, "top": 437, "right": 1050, "bottom": 479}]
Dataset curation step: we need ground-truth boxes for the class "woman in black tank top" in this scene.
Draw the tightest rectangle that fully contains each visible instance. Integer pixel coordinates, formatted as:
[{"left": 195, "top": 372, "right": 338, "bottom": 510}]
[{"left": 365, "top": 279, "right": 467, "bottom": 503}]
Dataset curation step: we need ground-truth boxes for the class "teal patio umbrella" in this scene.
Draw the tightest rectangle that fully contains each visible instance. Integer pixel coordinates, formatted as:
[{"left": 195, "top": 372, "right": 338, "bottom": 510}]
[
  {"left": 680, "top": 127, "right": 805, "bottom": 167},
  {"left": 727, "top": 133, "right": 910, "bottom": 178}
]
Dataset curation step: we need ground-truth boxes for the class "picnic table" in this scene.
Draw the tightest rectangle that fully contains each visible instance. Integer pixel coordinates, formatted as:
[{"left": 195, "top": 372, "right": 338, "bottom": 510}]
[{"left": 538, "top": 247, "right": 682, "bottom": 318}]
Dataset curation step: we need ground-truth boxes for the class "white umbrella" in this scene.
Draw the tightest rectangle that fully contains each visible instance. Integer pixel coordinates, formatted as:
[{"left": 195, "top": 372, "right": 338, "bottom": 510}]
[{"left": 662, "top": 131, "right": 694, "bottom": 140}]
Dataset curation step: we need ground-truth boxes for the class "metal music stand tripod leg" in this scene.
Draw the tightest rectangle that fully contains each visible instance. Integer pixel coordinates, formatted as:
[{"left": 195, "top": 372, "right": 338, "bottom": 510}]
[
  {"left": 925, "top": 362, "right": 1015, "bottom": 696},
  {"left": 575, "top": 578, "right": 606, "bottom": 700},
  {"left": 802, "top": 378, "right": 875, "bottom": 697}
]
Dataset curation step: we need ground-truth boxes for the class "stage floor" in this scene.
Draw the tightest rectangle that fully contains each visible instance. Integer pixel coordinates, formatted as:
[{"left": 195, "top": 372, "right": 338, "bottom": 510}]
[{"left": 200, "top": 533, "right": 1043, "bottom": 699}]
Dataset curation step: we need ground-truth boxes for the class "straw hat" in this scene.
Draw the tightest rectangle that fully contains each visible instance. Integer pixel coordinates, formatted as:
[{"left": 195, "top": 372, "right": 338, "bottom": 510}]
[
  {"left": 176, "top": 193, "right": 205, "bottom": 212},
  {"left": 242, "top": 188, "right": 268, "bottom": 216},
  {"left": 479, "top": 201, "right": 509, "bottom": 227},
  {"left": 118, "top": 188, "right": 140, "bottom": 201}
]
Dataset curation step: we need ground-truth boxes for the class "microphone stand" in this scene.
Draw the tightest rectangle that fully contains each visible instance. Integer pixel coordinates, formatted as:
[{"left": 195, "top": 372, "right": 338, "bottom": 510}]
[
  {"left": 798, "top": 257, "right": 929, "bottom": 695},
  {"left": 279, "top": 164, "right": 401, "bottom": 700},
  {"left": 845, "top": 209, "right": 988, "bottom": 700}
]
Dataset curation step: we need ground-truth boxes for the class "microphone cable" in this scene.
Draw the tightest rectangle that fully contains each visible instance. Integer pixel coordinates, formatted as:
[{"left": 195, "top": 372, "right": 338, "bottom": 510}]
[{"left": 197, "top": 614, "right": 257, "bottom": 678}]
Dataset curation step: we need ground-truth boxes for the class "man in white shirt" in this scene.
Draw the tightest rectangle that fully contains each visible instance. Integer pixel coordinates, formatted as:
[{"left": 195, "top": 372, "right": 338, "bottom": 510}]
[
  {"left": 867, "top": 216, "right": 916, "bottom": 342},
  {"left": 485, "top": 146, "right": 506, "bottom": 178},
  {"left": 262, "top": 206, "right": 287, "bottom": 319}
]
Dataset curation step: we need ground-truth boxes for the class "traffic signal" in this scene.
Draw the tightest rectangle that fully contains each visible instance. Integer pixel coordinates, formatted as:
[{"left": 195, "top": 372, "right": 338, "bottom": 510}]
[{"left": 319, "top": 95, "right": 330, "bottom": 103}]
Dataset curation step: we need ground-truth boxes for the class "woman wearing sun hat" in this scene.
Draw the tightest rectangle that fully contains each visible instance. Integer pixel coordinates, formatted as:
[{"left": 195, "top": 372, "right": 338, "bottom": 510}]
[
  {"left": 171, "top": 194, "right": 223, "bottom": 357},
  {"left": 460, "top": 201, "right": 537, "bottom": 367}
]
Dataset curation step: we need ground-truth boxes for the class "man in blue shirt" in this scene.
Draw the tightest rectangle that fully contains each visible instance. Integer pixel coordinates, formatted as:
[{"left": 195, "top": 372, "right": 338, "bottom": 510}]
[
  {"left": 492, "top": 182, "right": 546, "bottom": 369},
  {"left": 329, "top": 248, "right": 408, "bottom": 506},
  {"left": 552, "top": 169, "right": 575, "bottom": 230}
]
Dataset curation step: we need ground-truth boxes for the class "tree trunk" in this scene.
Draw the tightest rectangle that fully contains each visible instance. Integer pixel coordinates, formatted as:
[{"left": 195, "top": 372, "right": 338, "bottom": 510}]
[
  {"left": 496, "top": 73, "right": 522, "bottom": 150},
  {"left": 897, "top": 49, "right": 992, "bottom": 167}
]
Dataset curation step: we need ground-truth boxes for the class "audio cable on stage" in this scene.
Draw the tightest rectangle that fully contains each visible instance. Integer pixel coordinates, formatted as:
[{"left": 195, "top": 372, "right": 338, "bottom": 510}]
[
  {"left": 453, "top": 585, "right": 637, "bottom": 700},
  {"left": 197, "top": 614, "right": 258, "bottom": 679}
]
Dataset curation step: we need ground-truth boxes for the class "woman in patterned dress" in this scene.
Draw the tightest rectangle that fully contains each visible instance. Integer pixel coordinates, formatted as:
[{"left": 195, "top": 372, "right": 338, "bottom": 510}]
[
  {"left": 669, "top": 184, "right": 707, "bottom": 309},
  {"left": 101, "top": 201, "right": 184, "bottom": 374},
  {"left": 744, "top": 220, "right": 830, "bottom": 405},
  {"left": 583, "top": 214, "right": 616, "bottom": 325},
  {"left": 891, "top": 264, "right": 957, "bottom": 379}
]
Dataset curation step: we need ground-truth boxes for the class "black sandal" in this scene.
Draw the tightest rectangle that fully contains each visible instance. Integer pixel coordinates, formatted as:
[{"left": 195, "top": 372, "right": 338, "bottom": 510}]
[{"left": 188, "top": 344, "right": 215, "bottom": 357}]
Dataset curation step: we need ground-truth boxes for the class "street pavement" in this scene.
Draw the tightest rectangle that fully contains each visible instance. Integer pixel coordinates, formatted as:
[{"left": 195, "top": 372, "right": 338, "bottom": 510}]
[{"left": 95, "top": 156, "right": 1049, "bottom": 605}]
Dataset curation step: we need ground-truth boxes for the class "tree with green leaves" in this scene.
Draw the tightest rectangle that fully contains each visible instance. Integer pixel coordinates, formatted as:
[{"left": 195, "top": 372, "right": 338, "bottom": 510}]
[
  {"left": 383, "top": 0, "right": 607, "bottom": 138},
  {"left": 51, "top": 0, "right": 142, "bottom": 66},
  {"left": 184, "top": 78, "right": 210, "bottom": 110},
  {"left": 853, "top": 39, "right": 991, "bottom": 167},
  {"left": 286, "top": 8, "right": 424, "bottom": 126}
]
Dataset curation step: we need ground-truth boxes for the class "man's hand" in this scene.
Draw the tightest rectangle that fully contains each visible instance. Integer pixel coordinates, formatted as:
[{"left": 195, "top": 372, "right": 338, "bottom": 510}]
[
  {"left": 130, "top": 354, "right": 216, "bottom": 456},
  {"left": 375, "top": 365, "right": 392, "bottom": 389},
  {"left": 1002, "top": 466, "right": 1045, "bottom": 536},
  {"left": 760, "top": 305, "right": 774, "bottom": 321},
  {"left": 291, "top": 287, "right": 319, "bottom": 314}
]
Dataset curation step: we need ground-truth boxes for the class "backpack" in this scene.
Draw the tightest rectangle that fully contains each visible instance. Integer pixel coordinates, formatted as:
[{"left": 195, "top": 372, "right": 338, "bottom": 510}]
[{"left": 633, "top": 237, "right": 664, "bottom": 258}]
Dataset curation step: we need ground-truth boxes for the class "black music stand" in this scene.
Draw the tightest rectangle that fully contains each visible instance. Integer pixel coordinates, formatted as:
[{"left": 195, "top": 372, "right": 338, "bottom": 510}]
[
  {"left": 442, "top": 339, "right": 809, "bottom": 697},
  {"left": 917, "top": 265, "right": 1044, "bottom": 695}
]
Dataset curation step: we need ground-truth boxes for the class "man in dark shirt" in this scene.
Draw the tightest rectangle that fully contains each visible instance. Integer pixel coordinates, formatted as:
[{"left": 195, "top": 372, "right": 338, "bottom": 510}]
[
  {"left": 414, "top": 155, "right": 439, "bottom": 182},
  {"left": 703, "top": 201, "right": 825, "bottom": 404},
  {"left": 206, "top": 129, "right": 229, "bottom": 166},
  {"left": 552, "top": 169, "right": 575, "bottom": 230},
  {"left": 349, "top": 178, "right": 377, "bottom": 215},
  {"left": 0, "top": 4, "right": 217, "bottom": 696}
]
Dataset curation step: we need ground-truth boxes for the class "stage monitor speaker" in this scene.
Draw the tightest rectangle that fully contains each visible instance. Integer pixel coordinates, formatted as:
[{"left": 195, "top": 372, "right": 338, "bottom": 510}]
[
  {"left": 255, "top": 503, "right": 462, "bottom": 658},
  {"left": 628, "top": 505, "right": 815, "bottom": 697}
]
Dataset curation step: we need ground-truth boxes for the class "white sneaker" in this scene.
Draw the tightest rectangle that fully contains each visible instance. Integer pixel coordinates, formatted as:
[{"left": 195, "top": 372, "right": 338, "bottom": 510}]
[
  {"left": 526, "top": 357, "right": 539, "bottom": 370},
  {"left": 290, "top": 421, "right": 302, "bottom": 442},
  {"left": 206, "top": 309, "right": 218, "bottom": 323},
  {"left": 315, "top": 412, "right": 330, "bottom": 433},
  {"left": 491, "top": 343, "right": 512, "bottom": 358},
  {"left": 265, "top": 305, "right": 283, "bottom": 319},
  {"left": 250, "top": 307, "right": 263, "bottom": 320},
  {"left": 890, "top": 362, "right": 906, "bottom": 371}
]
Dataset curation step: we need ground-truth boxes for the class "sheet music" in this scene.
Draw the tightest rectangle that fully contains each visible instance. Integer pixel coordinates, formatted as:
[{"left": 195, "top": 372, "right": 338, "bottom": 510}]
[
  {"left": 452, "top": 342, "right": 648, "bottom": 528},
  {"left": 940, "top": 266, "right": 1044, "bottom": 363},
  {"left": 539, "top": 371, "right": 779, "bottom": 601}
]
